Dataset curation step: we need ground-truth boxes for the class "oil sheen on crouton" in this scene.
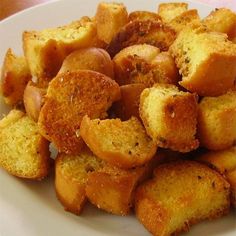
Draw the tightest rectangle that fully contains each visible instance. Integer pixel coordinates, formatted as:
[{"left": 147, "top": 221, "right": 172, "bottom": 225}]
[
  {"left": 170, "top": 25, "right": 236, "bottom": 96},
  {"left": 135, "top": 161, "right": 230, "bottom": 236},
  {"left": 38, "top": 70, "right": 120, "bottom": 154},
  {"left": 128, "top": 11, "right": 162, "bottom": 22},
  {"left": 55, "top": 148, "right": 104, "bottom": 215},
  {"left": 140, "top": 84, "right": 199, "bottom": 152},
  {"left": 0, "top": 110, "right": 50, "bottom": 179},
  {"left": 198, "top": 91, "right": 236, "bottom": 150},
  {"left": 80, "top": 116, "right": 157, "bottom": 169}
]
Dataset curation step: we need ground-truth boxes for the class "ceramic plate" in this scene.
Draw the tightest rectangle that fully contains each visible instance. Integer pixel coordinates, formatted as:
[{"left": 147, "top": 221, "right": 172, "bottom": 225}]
[{"left": 0, "top": 0, "right": 235, "bottom": 235}]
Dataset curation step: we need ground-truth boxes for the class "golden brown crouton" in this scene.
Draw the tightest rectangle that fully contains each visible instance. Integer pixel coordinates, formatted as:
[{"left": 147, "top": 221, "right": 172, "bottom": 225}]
[
  {"left": 1, "top": 49, "right": 31, "bottom": 106},
  {"left": 23, "top": 81, "right": 47, "bottom": 122},
  {"left": 107, "top": 20, "right": 176, "bottom": 57},
  {"left": 158, "top": 2, "right": 188, "bottom": 22},
  {"left": 23, "top": 17, "right": 98, "bottom": 79},
  {"left": 139, "top": 84, "right": 199, "bottom": 152},
  {"left": 0, "top": 110, "right": 50, "bottom": 179},
  {"left": 170, "top": 25, "right": 236, "bottom": 96},
  {"left": 128, "top": 11, "right": 162, "bottom": 22},
  {"left": 113, "top": 44, "right": 179, "bottom": 86},
  {"left": 203, "top": 8, "right": 236, "bottom": 40},
  {"left": 55, "top": 148, "right": 104, "bottom": 215},
  {"left": 80, "top": 116, "right": 157, "bottom": 169},
  {"left": 58, "top": 47, "right": 114, "bottom": 78},
  {"left": 135, "top": 161, "right": 230, "bottom": 236},
  {"left": 198, "top": 91, "right": 236, "bottom": 150},
  {"left": 38, "top": 70, "right": 120, "bottom": 154},
  {"left": 112, "top": 83, "right": 146, "bottom": 120},
  {"left": 95, "top": 2, "right": 128, "bottom": 44},
  {"left": 196, "top": 146, "right": 236, "bottom": 174},
  {"left": 169, "top": 9, "right": 200, "bottom": 34},
  {"left": 226, "top": 169, "right": 236, "bottom": 207}
]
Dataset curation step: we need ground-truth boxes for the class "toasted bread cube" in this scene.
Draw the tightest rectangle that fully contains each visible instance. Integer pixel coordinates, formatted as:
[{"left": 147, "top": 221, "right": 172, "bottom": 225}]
[
  {"left": 58, "top": 47, "right": 114, "bottom": 79},
  {"left": 23, "top": 17, "right": 98, "bottom": 79},
  {"left": 203, "top": 8, "right": 236, "bottom": 40},
  {"left": 196, "top": 146, "right": 236, "bottom": 174},
  {"left": 80, "top": 116, "right": 157, "bottom": 169},
  {"left": 95, "top": 2, "right": 128, "bottom": 44},
  {"left": 1, "top": 49, "right": 31, "bottom": 106},
  {"left": 38, "top": 70, "right": 120, "bottom": 154},
  {"left": 107, "top": 20, "right": 176, "bottom": 57},
  {"left": 23, "top": 81, "right": 46, "bottom": 122},
  {"left": 135, "top": 161, "right": 230, "bottom": 236},
  {"left": 226, "top": 169, "right": 236, "bottom": 207},
  {"left": 198, "top": 91, "right": 236, "bottom": 150},
  {"left": 86, "top": 162, "right": 152, "bottom": 215},
  {"left": 113, "top": 44, "right": 179, "bottom": 86},
  {"left": 170, "top": 25, "right": 236, "bottom": 96},
  {"left": 112, "top": 83, "right": 146, "bottom": 120},
  {"left": 0, "top": 110, "right": 50, "bottom": 179},
  {"left": 158, "top": 2, "right": 188, "bottom": 22},
  {"left": 140, "top": 84, "right": 199, "bottom": 152},
  {"left": 128, "top": 11, "right": 162, "bottom": 22},
  {"left": 55, "top": 148, "right": 104, "bottom": 215},
  {"left": 169, "top": 9, "right": 200, "bottom": 34}
]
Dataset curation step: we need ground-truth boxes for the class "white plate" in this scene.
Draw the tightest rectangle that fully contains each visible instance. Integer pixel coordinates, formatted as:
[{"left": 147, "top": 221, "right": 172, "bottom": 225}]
[{"left": 0, "top": 0, "right": 235, "bottom": 235}]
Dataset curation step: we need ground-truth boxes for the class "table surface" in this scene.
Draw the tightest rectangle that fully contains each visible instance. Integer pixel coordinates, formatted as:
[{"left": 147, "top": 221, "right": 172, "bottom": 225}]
[{"left": 0, "top": 0, "right": 235, "bottom": 20}]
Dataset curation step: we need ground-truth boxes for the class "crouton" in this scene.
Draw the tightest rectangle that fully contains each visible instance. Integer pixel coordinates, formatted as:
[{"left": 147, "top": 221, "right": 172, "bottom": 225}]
[
  {"left": 80, "top": 116, "right": 157, "bottom": 169},
  {"left": 112, "top": 83, "right": 146, "bottom": 120},
  {"left": 135, "top": 161, "right": 230, "bottom": 236},
  {"left": 170, "top": 24, "right": 236, "bottom": 96},
  {"left": 198, "top": 91, "right": 236, "bottom": 150},
  {"left": 38, "top": 70, "right": 120, "bottom": 154},
  {"left": 158, "top": 2, "right": 188, "bottom": 22},
  {"left": 226, "top": 169, "right": 236, "bottom": 207},
  {"left": 55, "top": 148, "right": 104, "bottom": 215},
  {"left": 203, "top": 8, "right": 236, "bottom": 40},
  {"left": 23, "top": 17, "right": 98, "bottom": 79},
  {"left": 169, "top": 9, "right": 200, "bottom": 34},
  {"left": 113, "top": 44, "right": 179, "bottom": 86},
  {"left": 0, "top": 110, "right": 50, "bottom": 179},
  {"left": 128, "top": 11, "right": 162, "bottom": 22},
  {"left": 95, "top": 2, "right": 128, "bottom": 44},
  {"left": 58, "top": 47, "right": 114, "bottom": 79},
  {"left": 1, "top": 49, "right": 31, "bottom": 106},
  {"left": 107, "top": 20, "right": 176, "bottom": 57},
  {"left": 23, "top": 81, "right": 47, "bottom": 121},
  {"left": 196, "top": 146, "right": 236, "bottom": 174},
  {"left": 139, "top": 84, "right": 199, "bottom": 152}
]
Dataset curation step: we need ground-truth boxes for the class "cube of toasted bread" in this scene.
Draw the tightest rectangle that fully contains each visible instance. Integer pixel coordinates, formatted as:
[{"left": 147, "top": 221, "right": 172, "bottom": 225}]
[
  {"left": 203, "top": 8, "right": 236, "bottom": 40},
  {"left": 38, "top": 70, "right": 120, "bottom": 154},
  {"left": 0, "top": 110, "right": 50, "bottom": 179},
  {"left": 169, "top": 9, "right": 200, "bottom": 34},
  {"left": 55, "top": 148, "right": 104, "bottom": 215},
  {"left": 226, "top": 169, "right": 236, "bottom": 207},
  {"left": 170, "top": 25, "right": 236, "bottom": 96},
  {"left": 1, "top": 49, "right": 31, "bottom": 106},
  {"left": 23, "top": 81, "right": 47, "bottom": 121},
  {"left": 58, "top": 47, "right": 114, "bottom": 79},
  {"left": 107, "top": 20, "right": 176, "bottom": 57},
  {"left": 80, "top": 116, "right": 157, "bottom": 169},
  {"left": 135, "top": 161, "right": 230, "bottom": 236},
  {"left": 113, "top": 44, "right": 179, "bottom": 86},
  {"left": 23, "top": 17, "right": 98, "bottom": 79},
  {"left": 196, "top": 146, "right": 236, "bottom": 174},
  {"left": 198, "top": 91, "right": 236, "bottom": 150},
  {"left": 158, "top": 2, "right": 188, "bottom": 22},
  {"left": 140, "top": 84, "right": 199, "bottom": 152},
  {"left": 95, "top": 2, "right": 128, "bottom": 44},
  {"left": 112, "top": 83, "right": 146, "bottom": 120},
  {"left": 128, "top": 11, "right": 162, "bottom": 22}
]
